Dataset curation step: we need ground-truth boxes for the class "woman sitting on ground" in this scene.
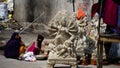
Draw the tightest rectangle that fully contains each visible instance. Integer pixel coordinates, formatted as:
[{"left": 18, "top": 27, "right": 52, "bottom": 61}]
[
  {"left": 26, "top": 34, "right": 44, "bottom": 55},
  {"left": 4, "top": 32, "right": 25, "bottom": 59}
]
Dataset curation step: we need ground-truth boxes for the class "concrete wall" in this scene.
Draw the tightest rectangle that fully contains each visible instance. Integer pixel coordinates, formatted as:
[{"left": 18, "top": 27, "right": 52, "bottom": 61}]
[
  {"left": 14, "top": 0, "right": 58, "bottom": 23},
  {"left": 14, "top": 0, "right": 98, "bottom": 24}
]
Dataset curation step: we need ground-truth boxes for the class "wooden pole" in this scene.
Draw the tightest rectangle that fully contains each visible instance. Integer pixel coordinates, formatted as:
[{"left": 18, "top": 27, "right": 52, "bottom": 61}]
[
  {"left": 97, "top": 0, "right": 104, "bottom": 68},
  {"left": 72, "top": 0, "right": 75, "bottom": 12}
]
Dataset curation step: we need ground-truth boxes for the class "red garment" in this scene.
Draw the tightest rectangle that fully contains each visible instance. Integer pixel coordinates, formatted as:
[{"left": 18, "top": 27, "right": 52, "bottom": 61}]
[
  {"left": 103, "top": 0, "right": 118, "bottom": 27},
  {"left": 26, "top": 41, "right": 41, "bottom": 55},
  {"left": 77, "top": 9, "right": 86, "bottom": 20},
  {"left": 26, "top": 42, "right": 36, "bottom": 52},
  {"left": 91, "top": 3, "right": 100, "bottom": 18}
]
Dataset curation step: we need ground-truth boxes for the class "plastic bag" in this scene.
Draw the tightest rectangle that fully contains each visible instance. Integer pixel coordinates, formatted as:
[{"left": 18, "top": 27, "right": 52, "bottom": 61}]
[{"left": 23, "top": 52, "right": 36, "bottom": 62}]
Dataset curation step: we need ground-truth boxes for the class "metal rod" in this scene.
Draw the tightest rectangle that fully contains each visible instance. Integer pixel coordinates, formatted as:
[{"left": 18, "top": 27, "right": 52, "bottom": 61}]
[{"left": 19, "top": 12, "right": 44, "bottom": 34}]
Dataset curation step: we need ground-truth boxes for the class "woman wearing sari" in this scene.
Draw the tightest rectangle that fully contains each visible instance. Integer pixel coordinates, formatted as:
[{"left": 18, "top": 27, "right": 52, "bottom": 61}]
[
  {"left": 4, "top": 32, "right": 25, "bottom": 59},
  {"left": 26, "top": 34, "right": 44, "bottom": 55}
]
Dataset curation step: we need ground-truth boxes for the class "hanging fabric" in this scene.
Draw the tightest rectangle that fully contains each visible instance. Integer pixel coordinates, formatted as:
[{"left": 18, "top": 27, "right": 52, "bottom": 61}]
[
  {"left": 103, "top": 0, "right": 118, "bottom": 27},
  {"left": 91, "top": 3, "right": 100, "bottom": 18},
  {"left": 112, "top": 0, "right": 120, "bottom": 5},
  {"left": 118, "top": 6, "right": 120, "bottom": 28},
  {"left": 91, "top": 0, "right": 106, "bottom": 19}
]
